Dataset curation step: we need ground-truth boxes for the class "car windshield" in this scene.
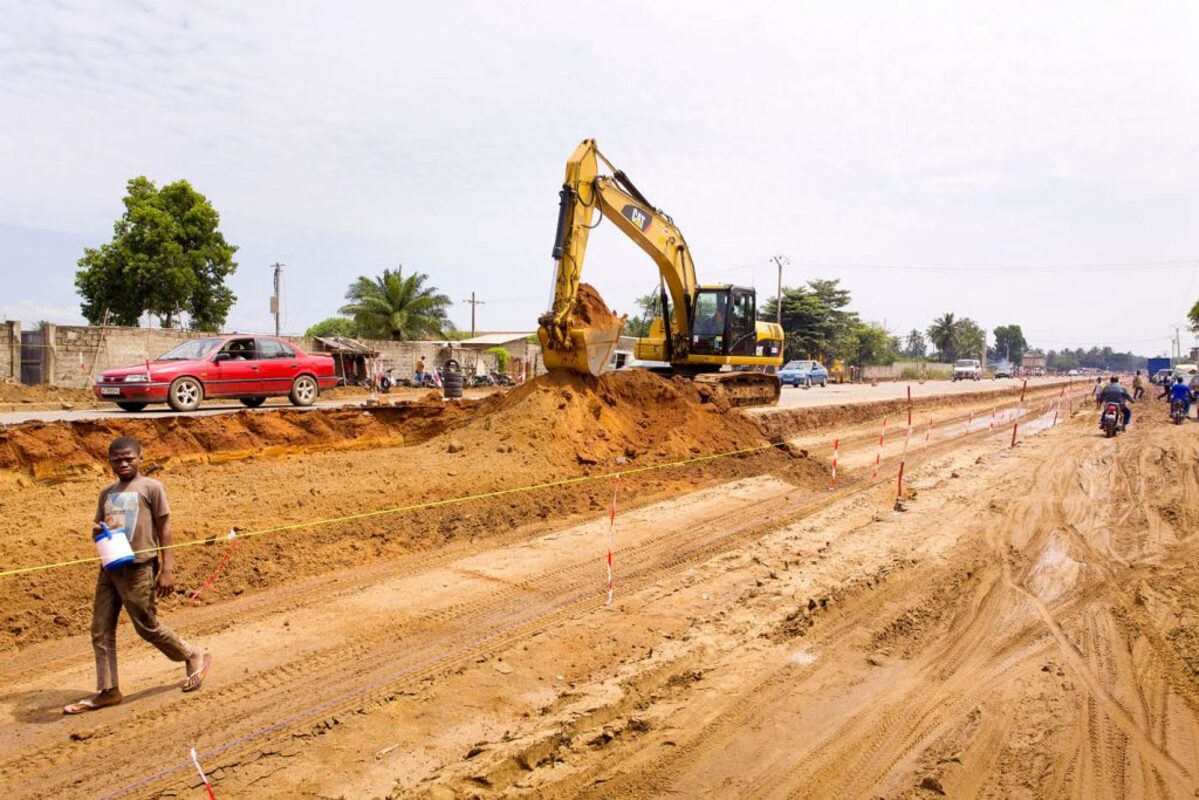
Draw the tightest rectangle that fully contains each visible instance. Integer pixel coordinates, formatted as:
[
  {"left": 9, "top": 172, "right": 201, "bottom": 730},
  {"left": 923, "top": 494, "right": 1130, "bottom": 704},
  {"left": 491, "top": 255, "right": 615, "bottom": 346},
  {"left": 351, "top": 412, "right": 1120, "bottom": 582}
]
[
  {"left": 954, "top": 360, "right": 976, "bottom": 368},
  {"left": 783, "top": 361, "right": 813, "bottom": 370},
  {"left": 156, "top": 338, "right": 223, "bottom": 361}
]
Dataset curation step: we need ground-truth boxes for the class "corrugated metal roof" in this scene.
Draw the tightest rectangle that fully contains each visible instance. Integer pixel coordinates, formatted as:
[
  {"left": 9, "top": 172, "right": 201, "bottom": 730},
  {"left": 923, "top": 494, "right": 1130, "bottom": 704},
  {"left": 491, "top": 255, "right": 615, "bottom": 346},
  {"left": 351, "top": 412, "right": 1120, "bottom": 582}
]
[{"left": 312, "top": 336, "right": 378, "bottom": 355}]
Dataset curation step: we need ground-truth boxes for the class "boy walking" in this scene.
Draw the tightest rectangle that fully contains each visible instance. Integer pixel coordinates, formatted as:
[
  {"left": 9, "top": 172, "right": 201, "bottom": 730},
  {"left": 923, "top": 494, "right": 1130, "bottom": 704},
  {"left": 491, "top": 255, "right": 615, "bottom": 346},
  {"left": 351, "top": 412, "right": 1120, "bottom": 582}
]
[{"left": 64, "top": 436, "right": 211, "bottom": 714}]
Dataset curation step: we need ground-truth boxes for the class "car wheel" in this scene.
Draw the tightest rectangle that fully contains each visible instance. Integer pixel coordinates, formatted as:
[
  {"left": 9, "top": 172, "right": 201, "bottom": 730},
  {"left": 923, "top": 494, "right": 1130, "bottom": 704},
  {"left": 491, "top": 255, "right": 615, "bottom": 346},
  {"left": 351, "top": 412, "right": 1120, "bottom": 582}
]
[
  {"left": 116, "top": 401, "right": 147, "bottom": 412},
  {"left": 821, "top": 380, "right": 827, "bottom": 387},
  {"left": 240, "top": 397, "right": 267, "bottom": 408},
  {"left": 289, "top": 375, "right": 318, "bottom": 407},
  {"left": 167, "top": 377, "right": 203, "bottom": 412}
]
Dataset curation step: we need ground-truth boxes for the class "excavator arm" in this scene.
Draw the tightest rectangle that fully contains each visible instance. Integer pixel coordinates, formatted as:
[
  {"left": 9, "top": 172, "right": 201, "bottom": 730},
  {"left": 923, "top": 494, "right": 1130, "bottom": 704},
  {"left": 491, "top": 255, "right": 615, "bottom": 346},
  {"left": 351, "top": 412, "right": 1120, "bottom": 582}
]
[{"left": 539, "top": 139, "right": 698, "bottom": 374}]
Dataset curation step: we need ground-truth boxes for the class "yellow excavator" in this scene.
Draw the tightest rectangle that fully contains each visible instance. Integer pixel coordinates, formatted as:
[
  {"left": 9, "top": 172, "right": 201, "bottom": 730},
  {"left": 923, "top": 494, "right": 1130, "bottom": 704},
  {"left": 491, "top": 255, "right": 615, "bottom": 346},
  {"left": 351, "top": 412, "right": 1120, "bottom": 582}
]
[{"left": 536, "top": 139, "right": 784, "bottom": 406}]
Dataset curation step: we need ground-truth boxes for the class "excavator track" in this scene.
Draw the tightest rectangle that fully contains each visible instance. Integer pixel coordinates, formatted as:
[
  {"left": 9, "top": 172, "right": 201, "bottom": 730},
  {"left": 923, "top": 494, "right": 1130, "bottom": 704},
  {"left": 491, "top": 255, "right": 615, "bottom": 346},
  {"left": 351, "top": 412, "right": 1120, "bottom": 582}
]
[{"left": 693, "top": 371, "right": 781, "bottom": 407}]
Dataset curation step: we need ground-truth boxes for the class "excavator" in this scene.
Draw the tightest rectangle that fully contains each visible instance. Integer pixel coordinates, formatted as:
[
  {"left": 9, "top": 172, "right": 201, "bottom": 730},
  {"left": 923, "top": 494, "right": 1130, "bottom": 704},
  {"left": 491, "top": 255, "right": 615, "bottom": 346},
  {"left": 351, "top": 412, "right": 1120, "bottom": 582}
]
[{"left": 536, "top": 139, "right": 784, "bottom": 406}]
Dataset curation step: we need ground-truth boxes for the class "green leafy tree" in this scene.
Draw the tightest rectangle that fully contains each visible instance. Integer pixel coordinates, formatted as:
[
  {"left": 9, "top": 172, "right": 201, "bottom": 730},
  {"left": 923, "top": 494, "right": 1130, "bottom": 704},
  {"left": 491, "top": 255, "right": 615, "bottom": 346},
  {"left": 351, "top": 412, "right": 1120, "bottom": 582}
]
[
  {"left": 339, "top": 266, "right": 453, "bottom": 341},
  {"left": 927, "top": 313, "right": 958, "bottom": 361},
  {"left": 626, "top": 292, "right": 662, "bottom": 338},
  {"left": 954, "top": 318, "right": 986, "bottom": 360},
  {"left": 486, "top": 346, "right": 510, "bottom": 373},
  {"left": 1190, "top": 299, "right": 1199, "bottom": 333},
  {"left": 991, "top": 324, "right": 1027, "bottom": 364},
  {"left": 75, "top": 176, "right": 238, "bottom": 330},
  {"left": 850, "top": 322, "right": 897, "bottom": 365},
  {"left": 305, "top": 316, "right": 359, "bottom": 338},
  {"left": 762, "top": 278, "right": 858, "bottom": 362}
]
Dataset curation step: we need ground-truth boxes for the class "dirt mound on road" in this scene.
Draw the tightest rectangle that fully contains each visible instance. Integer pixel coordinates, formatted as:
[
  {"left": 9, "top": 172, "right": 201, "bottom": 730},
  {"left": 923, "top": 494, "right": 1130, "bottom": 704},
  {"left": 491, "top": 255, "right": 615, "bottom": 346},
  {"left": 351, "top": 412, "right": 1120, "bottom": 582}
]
[
  {"left": 462, "top": 368, "right": 763, "bottom": 468},
  {"left": 0, "top": 401, "right": 477, "bottom": 481},
  {"left": 573, "top": 282, "right": 626, "bottom": 330},
  {"left": 0, "top": 369, "right": 805, "bottom": 650},
  {"left": 0, "top": 370, "right": 778, "bottom": 482},
  {"left": 0, "top": 380, "right": 97, "bottom": 408}
]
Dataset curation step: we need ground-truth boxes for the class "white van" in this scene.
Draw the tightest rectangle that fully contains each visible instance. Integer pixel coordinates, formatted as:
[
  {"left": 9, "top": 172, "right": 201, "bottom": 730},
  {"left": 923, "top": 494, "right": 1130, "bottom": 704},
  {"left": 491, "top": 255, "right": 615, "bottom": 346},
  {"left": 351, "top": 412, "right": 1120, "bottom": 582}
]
[{"left": 953, "top": 359, "right": 982, "bottom": 381}]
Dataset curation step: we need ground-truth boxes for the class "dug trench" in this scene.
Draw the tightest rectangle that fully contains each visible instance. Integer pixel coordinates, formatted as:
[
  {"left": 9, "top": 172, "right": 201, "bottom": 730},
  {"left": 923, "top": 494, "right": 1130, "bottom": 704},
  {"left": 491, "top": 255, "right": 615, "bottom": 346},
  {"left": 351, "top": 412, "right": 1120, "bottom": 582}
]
[
  {"left": 218, "top": 404, "right": 1198, "bottom": 798},
  {"left": 0, "top": 367, "right": 1105, "bottom": 796},
  {"left": 0, "top": 372, "right": 1074, "bottom": 654},
  {"left": 1, "top": 378, "right": 1189, "bottom": 798}
]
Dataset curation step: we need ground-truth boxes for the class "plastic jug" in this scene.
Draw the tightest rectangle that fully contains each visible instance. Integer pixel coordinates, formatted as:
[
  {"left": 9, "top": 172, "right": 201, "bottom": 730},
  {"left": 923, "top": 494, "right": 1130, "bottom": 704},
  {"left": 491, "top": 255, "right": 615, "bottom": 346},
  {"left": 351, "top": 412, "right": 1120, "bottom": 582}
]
[{"left": 94, "top": 522, "right": 136, "bottom": 570}]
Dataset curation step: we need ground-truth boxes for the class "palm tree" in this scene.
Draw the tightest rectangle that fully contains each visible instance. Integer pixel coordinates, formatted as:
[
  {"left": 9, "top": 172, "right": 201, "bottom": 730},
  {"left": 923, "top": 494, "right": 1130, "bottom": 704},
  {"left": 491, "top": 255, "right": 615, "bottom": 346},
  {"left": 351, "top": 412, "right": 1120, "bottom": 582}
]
[
  {"left": 927, "top": 313, "right": 957, "bottom": 361},
  {"left": 339, "top": 266, "right": 453, "bottom": 341}
]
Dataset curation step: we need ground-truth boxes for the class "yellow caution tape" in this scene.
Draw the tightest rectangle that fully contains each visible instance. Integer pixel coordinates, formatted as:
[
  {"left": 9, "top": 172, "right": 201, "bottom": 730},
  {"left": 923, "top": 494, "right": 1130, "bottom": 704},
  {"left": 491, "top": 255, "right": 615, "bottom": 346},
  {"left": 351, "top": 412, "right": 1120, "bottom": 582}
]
[{"left": 0, "top": 440, "right": 783, "bottom": 579}]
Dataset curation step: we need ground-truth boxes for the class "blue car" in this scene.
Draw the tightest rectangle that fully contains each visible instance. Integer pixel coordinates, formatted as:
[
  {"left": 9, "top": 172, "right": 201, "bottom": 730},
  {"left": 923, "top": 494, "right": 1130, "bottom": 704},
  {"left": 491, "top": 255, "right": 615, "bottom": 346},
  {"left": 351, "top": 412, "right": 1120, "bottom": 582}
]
[{"left": 778, "top": 359, "right": 829, "bottom": 387}]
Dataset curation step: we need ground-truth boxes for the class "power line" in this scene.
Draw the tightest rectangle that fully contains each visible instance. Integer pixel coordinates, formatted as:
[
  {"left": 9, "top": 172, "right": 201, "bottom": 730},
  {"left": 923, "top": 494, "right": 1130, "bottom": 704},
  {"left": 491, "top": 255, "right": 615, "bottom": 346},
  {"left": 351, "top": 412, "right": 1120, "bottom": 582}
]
[{"left": 792, "top": 258, "right": 1198, "bottom": 274}]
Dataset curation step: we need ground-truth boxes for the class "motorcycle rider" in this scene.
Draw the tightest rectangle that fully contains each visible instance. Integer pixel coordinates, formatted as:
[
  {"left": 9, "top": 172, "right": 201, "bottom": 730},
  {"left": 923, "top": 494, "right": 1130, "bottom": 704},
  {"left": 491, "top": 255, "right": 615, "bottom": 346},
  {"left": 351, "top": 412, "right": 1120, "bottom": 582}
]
[
  {"left": 1096, "top": 375, "right": 1134, "bottom": 429},
  {"left": 1166, "top": 376, "right": 1192, "bottom": 418}
]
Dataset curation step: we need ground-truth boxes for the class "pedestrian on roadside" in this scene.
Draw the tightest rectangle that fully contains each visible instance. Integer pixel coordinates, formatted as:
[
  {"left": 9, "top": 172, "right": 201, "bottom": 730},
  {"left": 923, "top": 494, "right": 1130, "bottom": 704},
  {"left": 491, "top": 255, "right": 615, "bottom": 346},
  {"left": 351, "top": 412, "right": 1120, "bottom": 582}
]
[
  {"left": 63, "top": 436, "right": 211, "bottom": 714},
  {"left": 1132, "top": 370, "right": 1145, "bottom": 401},
  {"left": 415, "top": 356, "right": 426, "bottom": 386}
]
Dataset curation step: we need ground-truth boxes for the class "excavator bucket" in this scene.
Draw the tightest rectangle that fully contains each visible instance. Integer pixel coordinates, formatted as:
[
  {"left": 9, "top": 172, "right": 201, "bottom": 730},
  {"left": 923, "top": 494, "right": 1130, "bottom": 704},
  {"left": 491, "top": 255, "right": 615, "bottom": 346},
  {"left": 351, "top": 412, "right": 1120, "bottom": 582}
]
[
  {"left": 538, "top": 283, "right": 627, "bottom": 377},
  {"left": 538, "top": 317, "right": 624, "bottom": 377}
]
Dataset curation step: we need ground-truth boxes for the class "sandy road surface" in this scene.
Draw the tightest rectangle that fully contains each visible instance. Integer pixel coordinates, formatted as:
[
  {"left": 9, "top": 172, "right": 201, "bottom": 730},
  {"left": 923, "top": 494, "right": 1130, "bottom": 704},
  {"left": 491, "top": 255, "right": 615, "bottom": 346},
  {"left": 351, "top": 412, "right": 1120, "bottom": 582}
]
[
  {"left": 770, "top": 375, "right": 1072, "bottom": 411},
  {"left": 1, "top": 377, "right": 1192, "bottom": 798}
]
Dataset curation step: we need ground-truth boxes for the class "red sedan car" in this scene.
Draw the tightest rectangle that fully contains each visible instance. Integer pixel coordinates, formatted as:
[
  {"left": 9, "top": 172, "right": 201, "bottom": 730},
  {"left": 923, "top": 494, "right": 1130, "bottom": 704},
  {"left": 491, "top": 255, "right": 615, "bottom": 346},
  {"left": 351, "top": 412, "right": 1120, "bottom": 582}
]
[{"left": 94, "top": 335, "right": 338, "bottom": 412}]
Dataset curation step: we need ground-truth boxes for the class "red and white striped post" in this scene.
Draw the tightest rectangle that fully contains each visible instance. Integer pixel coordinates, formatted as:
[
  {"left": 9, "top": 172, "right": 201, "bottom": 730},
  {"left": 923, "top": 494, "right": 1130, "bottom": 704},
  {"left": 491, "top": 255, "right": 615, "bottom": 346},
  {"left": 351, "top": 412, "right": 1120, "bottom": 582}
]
[
  {"left": 829, "top": 438, "right": 839, "bottom": 489},
  {"left": 989, "top": 406, "right": 996, "bottom": 431},
  {"left": 605, "top": 476, "right": 620, "bottom": 606},
  {"left": 922, "top": 416, "right": 932, "bottom": 455}
]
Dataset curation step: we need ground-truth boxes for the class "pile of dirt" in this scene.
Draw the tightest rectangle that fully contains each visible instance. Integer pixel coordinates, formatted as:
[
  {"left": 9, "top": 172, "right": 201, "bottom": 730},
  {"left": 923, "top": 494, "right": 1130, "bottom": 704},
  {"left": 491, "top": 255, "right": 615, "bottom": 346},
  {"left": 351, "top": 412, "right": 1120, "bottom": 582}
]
[
  {"left": 573, "top": 283, "right": 626, "bottom": 330},
  {"left": 0, "top": 380, "right": 96, "bottom": 407},
  {"left": 0, "top": 369, "right": 812, "bottom": 650},
  {"left": 0, "top": 400, "right": 479, "bottom": 481},
  {"left": 0, "top": 370, "right": 780, "bottom": 482}
]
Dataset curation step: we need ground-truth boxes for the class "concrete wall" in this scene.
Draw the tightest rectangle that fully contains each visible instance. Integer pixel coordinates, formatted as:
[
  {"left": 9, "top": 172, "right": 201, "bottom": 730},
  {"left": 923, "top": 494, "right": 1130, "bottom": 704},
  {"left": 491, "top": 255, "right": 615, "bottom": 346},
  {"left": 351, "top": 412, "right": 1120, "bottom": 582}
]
[
  {"left": 3, "top": 322, "right": 547, "bottom": 387},
  {"left": 0, "top": 321, "right": 17, "bottom": 381},
  {"left": 862, "top": 361, "right": 954, "bottom": 380}
]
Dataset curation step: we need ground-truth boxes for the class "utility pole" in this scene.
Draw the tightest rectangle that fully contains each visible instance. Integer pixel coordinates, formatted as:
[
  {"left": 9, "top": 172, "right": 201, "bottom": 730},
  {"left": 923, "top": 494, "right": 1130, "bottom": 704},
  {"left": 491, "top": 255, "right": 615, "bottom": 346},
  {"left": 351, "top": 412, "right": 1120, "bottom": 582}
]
[
  {"left": 270, "top": 262, "right": 284, "bottom": 337},
  {"left": 463, "top": 291, "right": 486, "bottom": 337},
  {"left": 770, "top": 254, "right": 789, "bottom": 327}
]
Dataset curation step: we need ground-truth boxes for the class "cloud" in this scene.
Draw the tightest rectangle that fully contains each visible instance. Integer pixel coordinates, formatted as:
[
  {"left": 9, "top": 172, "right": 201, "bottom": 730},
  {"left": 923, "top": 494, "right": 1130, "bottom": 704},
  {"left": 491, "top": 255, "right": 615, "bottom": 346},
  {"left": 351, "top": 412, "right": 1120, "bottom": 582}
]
[{"left": 0, "top": 0, "right": 1196, "bottom": 353}]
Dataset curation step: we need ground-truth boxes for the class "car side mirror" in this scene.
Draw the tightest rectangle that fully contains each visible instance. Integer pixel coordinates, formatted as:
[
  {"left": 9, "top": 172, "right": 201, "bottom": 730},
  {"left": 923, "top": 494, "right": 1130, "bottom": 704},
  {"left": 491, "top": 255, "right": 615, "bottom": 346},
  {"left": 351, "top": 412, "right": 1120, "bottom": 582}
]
[{"left": 213, "top": 352, "right": 231, "bottom": 362}]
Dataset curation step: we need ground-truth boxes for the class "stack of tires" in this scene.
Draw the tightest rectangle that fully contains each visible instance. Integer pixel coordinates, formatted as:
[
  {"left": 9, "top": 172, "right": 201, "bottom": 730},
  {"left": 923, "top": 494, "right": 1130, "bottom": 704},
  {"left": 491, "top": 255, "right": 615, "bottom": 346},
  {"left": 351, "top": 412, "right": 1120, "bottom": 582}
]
[{"left": 442, "top": 359, "right": 464, "bottom": 400}]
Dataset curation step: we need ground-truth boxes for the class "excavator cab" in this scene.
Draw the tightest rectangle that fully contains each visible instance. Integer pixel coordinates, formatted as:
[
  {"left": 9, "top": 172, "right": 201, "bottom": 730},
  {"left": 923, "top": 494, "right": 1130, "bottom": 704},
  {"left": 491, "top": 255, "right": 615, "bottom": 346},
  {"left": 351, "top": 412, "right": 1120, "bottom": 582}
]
[{"left": 689, "top": 286, "right": 758, "bottom": 358}]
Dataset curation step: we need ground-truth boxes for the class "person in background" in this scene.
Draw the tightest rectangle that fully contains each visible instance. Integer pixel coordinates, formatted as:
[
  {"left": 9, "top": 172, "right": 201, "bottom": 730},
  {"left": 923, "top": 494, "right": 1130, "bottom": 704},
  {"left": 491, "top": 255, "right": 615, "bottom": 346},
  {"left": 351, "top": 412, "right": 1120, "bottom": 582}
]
[
  {"left": 415, "top": 356, "right": 426, "bottom": 386},
  {"left": 63, "top": 436, "right": 211, "bottom": 714},
  {"left": 1132, "top": 370, "right": 1145, "bottom": 401}
]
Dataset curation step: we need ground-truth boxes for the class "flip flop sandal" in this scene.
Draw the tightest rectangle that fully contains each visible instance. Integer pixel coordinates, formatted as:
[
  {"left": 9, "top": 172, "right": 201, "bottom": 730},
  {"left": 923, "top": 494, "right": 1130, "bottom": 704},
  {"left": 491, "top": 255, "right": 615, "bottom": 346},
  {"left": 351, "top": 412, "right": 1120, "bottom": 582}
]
[
  {"left": 182, "top": 652, "right": 212, "bottom": 693},
  {"left": 63, "top": 697, "right": 118, "bottom": 715}
]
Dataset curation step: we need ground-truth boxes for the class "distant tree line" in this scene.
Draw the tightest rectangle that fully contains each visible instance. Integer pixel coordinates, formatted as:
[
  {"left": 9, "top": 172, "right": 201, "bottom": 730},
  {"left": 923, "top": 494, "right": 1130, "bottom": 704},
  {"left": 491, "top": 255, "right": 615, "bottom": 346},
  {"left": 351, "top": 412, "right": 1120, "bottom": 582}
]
[{"left": 1045, "top": 348, "right": 1147, "bottom": 373}]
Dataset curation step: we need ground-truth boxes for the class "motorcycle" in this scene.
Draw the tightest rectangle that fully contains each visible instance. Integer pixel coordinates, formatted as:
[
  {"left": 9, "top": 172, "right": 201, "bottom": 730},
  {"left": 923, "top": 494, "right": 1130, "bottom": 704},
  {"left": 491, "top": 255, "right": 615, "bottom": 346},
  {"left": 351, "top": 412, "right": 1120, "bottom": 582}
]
[
  {"left": 491, "top": 372, "right": 515, "bottom": 387},
  {"left": 376, "top": 368, "right": 395, "bottom": 393},
  {"left": 1099, "top": 402, "right": 1124, "bottom": 438},
  {"left": 1170, "top": 399, "right": 1187, "bottom": 425},
  {"left": 470, "top": 373, "right": 495, "bottom": 388}
]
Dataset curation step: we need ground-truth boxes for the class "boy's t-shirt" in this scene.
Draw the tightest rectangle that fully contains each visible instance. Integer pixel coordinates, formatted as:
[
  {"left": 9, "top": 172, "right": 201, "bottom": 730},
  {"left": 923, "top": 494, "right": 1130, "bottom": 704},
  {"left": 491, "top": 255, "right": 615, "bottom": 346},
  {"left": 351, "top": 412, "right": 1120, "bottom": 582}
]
[{"left": 94, "top": 475, "right": 170, "bottom": 563}]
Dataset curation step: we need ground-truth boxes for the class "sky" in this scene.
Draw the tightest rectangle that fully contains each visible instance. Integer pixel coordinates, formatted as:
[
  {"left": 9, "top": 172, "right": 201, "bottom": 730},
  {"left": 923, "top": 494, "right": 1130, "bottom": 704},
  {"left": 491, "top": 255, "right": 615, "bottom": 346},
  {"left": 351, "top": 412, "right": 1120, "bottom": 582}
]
[{"left": 1, "top": 0, "right": 1197, "bottom": 356}]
